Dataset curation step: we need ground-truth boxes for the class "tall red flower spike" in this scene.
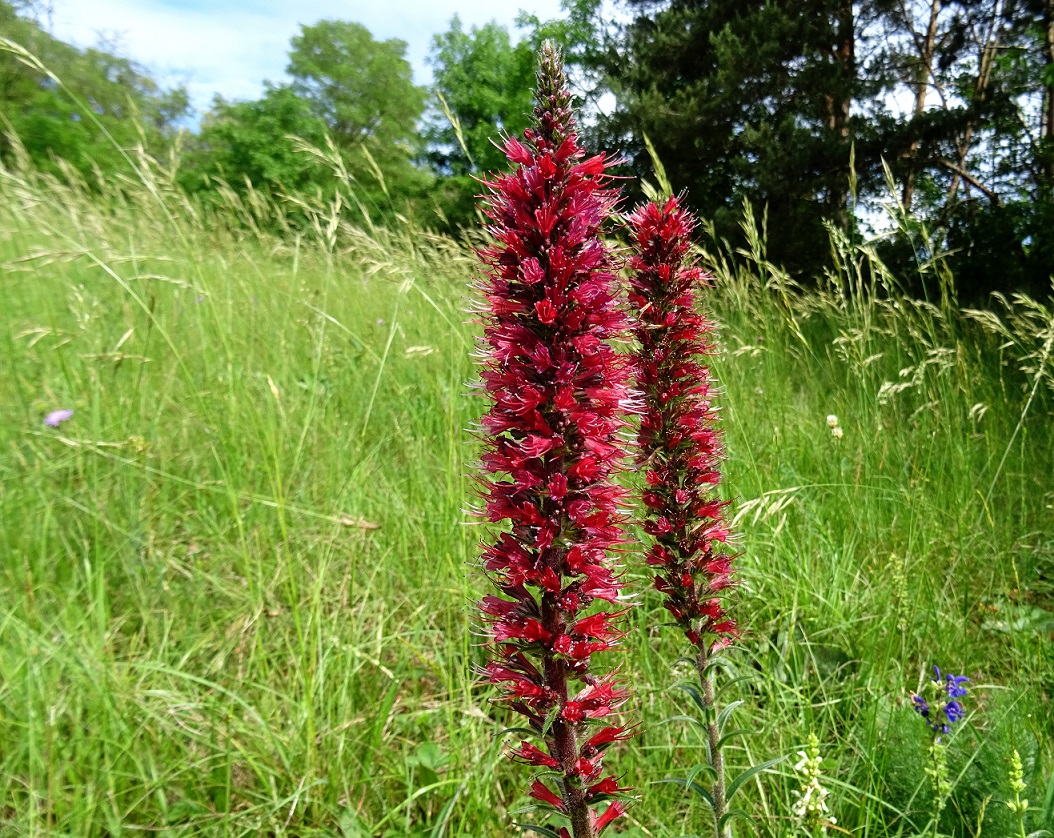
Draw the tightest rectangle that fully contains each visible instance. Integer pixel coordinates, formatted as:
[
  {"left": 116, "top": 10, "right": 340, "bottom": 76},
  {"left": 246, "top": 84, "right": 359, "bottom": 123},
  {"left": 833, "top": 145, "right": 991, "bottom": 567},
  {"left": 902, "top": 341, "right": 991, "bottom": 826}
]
[
  {"left": 627, "top": 196, "right": 738, "bottom": 653},
  {"left": 474, "top": 42, "right": 631, "bottom": 838}
]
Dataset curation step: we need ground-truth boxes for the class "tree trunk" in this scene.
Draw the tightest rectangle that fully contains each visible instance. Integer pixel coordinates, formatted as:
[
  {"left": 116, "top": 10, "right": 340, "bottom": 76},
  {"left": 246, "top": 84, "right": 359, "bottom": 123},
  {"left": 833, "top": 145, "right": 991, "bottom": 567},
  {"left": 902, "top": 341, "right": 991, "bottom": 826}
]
[
  {"left": 823, "top": 0, "right": 855, "bottom": 228},
  {"left": 902, "top": 0, "right": 942, "bottom": 210},
  {"left": 1041, "top": 0, "right": 1054, "bottom": 193},
  {"left": 945, "top": 0, "right": 1004, "bottom": 205}
]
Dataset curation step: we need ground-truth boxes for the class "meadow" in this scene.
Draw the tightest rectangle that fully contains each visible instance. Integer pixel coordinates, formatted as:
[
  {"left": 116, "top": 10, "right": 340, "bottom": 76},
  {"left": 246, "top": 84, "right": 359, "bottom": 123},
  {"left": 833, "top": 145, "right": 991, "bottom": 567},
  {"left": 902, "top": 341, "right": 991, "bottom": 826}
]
[{"left": 1, "top": 145, "right": 1053, "bottom": 837}]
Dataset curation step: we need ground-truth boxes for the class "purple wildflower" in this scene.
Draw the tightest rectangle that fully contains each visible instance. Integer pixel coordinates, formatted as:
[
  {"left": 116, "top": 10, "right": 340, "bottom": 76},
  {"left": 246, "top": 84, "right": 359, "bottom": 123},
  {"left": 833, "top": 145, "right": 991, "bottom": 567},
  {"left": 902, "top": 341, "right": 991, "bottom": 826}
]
[
  {"left": 912, "top": 666, "right": 969, "bottom": 736},
  {"left": 44, "top": 409, "right": 74, "bottom": 427}
]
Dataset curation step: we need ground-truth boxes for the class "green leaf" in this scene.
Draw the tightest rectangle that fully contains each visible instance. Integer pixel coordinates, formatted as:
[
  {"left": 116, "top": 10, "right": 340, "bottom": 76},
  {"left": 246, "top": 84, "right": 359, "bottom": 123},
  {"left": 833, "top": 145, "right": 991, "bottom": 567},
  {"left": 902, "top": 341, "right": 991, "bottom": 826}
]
[
  {"left": 541, "top": 705, "right": 560, "bottom": 737},
  {"left": 716, "top": 700, "right": 744, "bottom": 733},
  {"left": 717, "top": 727, "right": 754, "bottom": 749},
  {"left": 413, "top": 741, "right": 448, "bottom": 772},
  {"left": 718, "top": 809, "right": 754, "bottom": 831},
  {"left": 726, "top": 756, "right": 787, "bottom": 802},
  {"left": 514, "top": 823, "right": 564, "bottom": 838},
  {"left": 339, "top": 809, "right": 371, "bottom": 838},
  {"left": 166, "top": 800, "right": 209, "bottom": 824},
  {"left": 684, "top": 761, "right": 717, "bottom": 785},
  {"left": 429, "top": 785, "right": 464, "bottom": 838},
  {"left": 657, "top": 713, "right": 706, "bottom": 727},
  {"left": 672, "top": 682, "right": 708, "bottom": 715},
  {"left": 498, "top": 726, "right": 541, "bottom": 738},
  {"left": 657, "top": 777, "right": 714, "bottom": 809}
]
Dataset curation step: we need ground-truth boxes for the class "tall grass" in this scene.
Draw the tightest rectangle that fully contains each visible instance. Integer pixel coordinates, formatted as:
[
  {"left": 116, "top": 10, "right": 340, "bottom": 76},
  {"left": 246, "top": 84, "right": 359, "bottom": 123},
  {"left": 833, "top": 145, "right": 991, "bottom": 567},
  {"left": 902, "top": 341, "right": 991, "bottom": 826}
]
[{"left": 0, "top": 146, "right": 1051, "bottom": 837}]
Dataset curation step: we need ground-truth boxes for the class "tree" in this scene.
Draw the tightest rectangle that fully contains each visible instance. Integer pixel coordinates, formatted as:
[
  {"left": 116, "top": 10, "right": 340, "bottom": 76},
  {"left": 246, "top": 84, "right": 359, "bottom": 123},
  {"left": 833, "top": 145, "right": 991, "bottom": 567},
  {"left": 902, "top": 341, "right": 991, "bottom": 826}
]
[
  {"left": 179, "top": 85, "right": 330, "bottom": 196},
  {"left": 427, "top": 16, "right": 535, "bottom": 176},
  {"left": 288, "top": 20, "right": 423, "bottom": 152},
  {"left": 286, "top": 20, "right": 429, "bottom": 210},
  {"left": 865, "top": 0, "right": 1051, "bottom": 297},
  {"left": 0, "top": 0, "right": 189, "bottom": 179},
  {"left": 592, "top": 0, "right": 1053, "bottom": 296},
  {"left": 423, "top": 16, "right": 535, "bottom": 228},
  {"left": 606, "top": 0, "right": 874, "bottom": 273}
]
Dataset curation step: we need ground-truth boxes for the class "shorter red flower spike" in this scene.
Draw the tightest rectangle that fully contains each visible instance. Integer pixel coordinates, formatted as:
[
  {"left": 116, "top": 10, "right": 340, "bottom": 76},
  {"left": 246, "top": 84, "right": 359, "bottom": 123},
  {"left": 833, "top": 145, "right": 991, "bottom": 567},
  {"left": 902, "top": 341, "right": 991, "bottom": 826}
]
[{"left": 628, "top": 196, "right": 739, "bottom": 652}]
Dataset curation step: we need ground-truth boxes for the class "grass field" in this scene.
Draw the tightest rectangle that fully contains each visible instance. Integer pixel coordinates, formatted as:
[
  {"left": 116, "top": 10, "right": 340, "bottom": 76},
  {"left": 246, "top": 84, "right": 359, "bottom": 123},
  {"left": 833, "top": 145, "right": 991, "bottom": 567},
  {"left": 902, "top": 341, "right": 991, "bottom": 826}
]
[{"left": 1, "top": 152, "right": 1053, "bottom": 837}]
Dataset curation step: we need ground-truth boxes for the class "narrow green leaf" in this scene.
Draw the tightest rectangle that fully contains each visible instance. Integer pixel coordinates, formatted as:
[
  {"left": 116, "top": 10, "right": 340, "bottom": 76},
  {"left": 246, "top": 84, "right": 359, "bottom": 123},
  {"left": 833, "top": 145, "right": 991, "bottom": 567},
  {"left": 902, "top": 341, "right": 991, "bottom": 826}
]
[
  {"left": 726, "top": 756, "right": 787, "bottom": 802},
  {"left": 718, "top": 809, "right": 754, "bottom": 831},
  {"left": 657, "top": 777, "right": 714, "bottom": 809},
  {"left": 429, "top": 783, "right": 464, "bottom": 838},
  {"left": 684, "top": 761, "right": 717, "bottom": 785},
  {"left": 497, "top": 726, "right": 540, "bottom": 739},
  {"left": 540, "top": 705, "right": 560, "bottom": 737},
  {"left": 672, "top": 682, "right": 708, "bottom": 715},
  {"left": 716, "top": 700, "right": 744, "bottom": 734},
  {"left": 514, "top": 824, "right": 563, "bottom": 838},
  {"left": 717, "top": 727, "right": 753, "bottom": 749},
  {"left": 657, "top": 714, "right": 705, "bottom": 727}
]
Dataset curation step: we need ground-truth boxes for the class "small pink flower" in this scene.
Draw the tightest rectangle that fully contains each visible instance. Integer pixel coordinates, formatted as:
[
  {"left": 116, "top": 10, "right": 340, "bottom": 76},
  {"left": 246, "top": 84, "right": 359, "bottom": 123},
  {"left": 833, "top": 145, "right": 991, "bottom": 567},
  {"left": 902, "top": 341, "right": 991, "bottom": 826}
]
[{"left": 44, "top": 409, "right": 74, "bottom": 427}]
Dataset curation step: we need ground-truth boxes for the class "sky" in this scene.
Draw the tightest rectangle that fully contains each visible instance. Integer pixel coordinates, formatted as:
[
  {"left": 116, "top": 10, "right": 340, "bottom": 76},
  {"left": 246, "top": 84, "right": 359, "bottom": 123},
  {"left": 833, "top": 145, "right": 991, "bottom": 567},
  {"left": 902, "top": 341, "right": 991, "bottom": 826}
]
[{"left": 46, "top": 0, "right": 567, "bottom": 118}]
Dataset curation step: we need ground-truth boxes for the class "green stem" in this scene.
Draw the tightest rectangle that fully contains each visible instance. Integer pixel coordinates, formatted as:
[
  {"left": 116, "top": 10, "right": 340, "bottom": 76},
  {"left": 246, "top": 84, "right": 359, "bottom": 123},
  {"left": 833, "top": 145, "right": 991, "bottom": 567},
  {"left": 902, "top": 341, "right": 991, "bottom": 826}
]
[{"left": 698, "top": 643, "right": 731, "bottom": 838}]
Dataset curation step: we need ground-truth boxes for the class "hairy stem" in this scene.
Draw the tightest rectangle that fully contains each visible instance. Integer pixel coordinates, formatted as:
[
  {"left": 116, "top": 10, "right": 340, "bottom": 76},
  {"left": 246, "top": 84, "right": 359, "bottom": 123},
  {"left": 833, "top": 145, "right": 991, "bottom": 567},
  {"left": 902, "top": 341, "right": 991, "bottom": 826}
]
[
  {"left": 542, "top": 596, "right": 595, "bottom": 838},
  {"left": 698, "top": 643, "right": 730, "bottom": 838}
]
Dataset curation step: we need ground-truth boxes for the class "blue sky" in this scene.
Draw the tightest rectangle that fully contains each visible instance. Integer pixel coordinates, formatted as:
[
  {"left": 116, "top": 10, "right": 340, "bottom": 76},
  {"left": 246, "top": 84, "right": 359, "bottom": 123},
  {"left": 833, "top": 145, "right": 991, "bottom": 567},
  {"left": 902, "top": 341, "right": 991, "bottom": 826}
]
[{"left": 48, "top": 0, "right": 567, "bottom": 117}]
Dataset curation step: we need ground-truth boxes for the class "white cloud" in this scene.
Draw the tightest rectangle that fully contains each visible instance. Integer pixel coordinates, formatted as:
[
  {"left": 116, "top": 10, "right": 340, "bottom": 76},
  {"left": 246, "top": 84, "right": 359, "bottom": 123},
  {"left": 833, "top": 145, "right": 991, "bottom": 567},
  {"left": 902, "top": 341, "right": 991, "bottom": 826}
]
[{"left": 47, "top": 0, "right": 565, "bottom": 117}]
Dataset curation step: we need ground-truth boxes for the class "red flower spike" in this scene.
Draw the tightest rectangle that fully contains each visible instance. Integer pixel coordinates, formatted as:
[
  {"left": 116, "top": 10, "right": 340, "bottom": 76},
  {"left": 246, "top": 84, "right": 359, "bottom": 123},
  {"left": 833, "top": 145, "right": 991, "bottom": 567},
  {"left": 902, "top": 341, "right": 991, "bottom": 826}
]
[
  {"left": 627, "top": 196, "right": 740, "bottom": 653},
  {"left": 474, "top": 42, "right": 632, "bottom": 838}
]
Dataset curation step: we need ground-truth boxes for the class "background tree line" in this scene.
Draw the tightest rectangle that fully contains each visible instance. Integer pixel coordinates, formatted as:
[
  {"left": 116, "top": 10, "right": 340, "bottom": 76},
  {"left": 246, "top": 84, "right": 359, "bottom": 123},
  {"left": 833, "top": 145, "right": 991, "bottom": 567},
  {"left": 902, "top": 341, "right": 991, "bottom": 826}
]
[{"left": 2, "top": 0, "right": 1052, "bottom": 299}]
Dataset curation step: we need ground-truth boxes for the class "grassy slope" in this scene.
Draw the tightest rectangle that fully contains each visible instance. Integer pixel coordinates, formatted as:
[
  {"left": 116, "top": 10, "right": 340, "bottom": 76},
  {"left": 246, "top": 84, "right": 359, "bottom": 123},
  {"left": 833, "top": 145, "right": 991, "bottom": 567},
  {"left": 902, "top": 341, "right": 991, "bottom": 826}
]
[{"left": 1, "top": 160, "right": 1052, "bottom": 837}]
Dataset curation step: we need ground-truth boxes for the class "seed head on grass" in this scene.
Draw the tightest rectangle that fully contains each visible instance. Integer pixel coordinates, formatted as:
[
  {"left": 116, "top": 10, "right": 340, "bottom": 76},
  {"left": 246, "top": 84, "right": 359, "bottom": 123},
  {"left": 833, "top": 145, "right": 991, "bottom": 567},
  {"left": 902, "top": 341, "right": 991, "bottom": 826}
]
[{"left": 472, "top": 41, "right": 632, "bottom": 838}]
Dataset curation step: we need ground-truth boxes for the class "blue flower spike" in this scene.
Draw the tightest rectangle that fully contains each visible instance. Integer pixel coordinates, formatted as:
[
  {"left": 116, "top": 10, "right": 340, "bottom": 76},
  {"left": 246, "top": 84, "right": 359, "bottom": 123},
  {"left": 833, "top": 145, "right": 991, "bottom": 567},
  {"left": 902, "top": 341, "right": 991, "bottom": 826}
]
[{"left": 912, "top": 666, "right": 969, "bottom": 738}]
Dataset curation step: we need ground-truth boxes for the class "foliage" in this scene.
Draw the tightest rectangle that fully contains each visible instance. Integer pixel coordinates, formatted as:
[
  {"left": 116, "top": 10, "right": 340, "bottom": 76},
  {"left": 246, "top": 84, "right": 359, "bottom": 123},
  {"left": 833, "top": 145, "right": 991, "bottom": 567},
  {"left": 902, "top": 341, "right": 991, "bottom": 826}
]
[
  {"left": 424, "top": 16, "right": 535, "bottom": 229},
  {"left": 178, "top": 20, "right": 433, "bottom": 221},
  {"left": 0, "top": 0, "right": 189, "bottom": 179},
  {"left": 288, "top": 19, "right": 424, "bottom": 153},
  {"left": 179, "top": 85, "right": 331, "bottom": 196},
  {"left": 2, "top": 9, "right": 1054, "bottom": 836},
  {"left": 286, "top": 19, "right": 430, "bottom": 209},
  {"left": 427, "top": 16, "right": 535, "bottom": 176},
  {"left": 603, "top": 0, "right": 860, "bottom": 272},
  {"left": 599, "top": 0, "right": 1054, "bottom": 299}
]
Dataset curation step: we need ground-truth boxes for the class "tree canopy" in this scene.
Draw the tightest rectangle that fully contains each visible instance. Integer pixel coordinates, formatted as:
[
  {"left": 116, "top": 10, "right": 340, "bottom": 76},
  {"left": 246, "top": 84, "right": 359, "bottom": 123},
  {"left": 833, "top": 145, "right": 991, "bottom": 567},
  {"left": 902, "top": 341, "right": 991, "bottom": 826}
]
[
  {"left": 1, "top": 0, "right": 1051, "bottom": 296},
  {"left": 596, "top": 0, "right": 1054, "bottom": 297},
  {"left": 0, "top": 0, "right": 188, "bottom": 179}
]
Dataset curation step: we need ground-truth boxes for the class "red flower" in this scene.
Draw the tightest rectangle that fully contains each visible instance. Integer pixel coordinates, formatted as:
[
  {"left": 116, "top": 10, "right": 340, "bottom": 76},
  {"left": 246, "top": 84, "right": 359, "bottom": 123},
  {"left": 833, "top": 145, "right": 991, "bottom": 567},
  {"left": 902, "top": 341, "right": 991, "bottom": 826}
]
[
  {"left": 474, "top": 43, "right": 631, "bottom": 837},
  {"left": 628, "top": 196, "right": 739, "bottom": 651}
]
